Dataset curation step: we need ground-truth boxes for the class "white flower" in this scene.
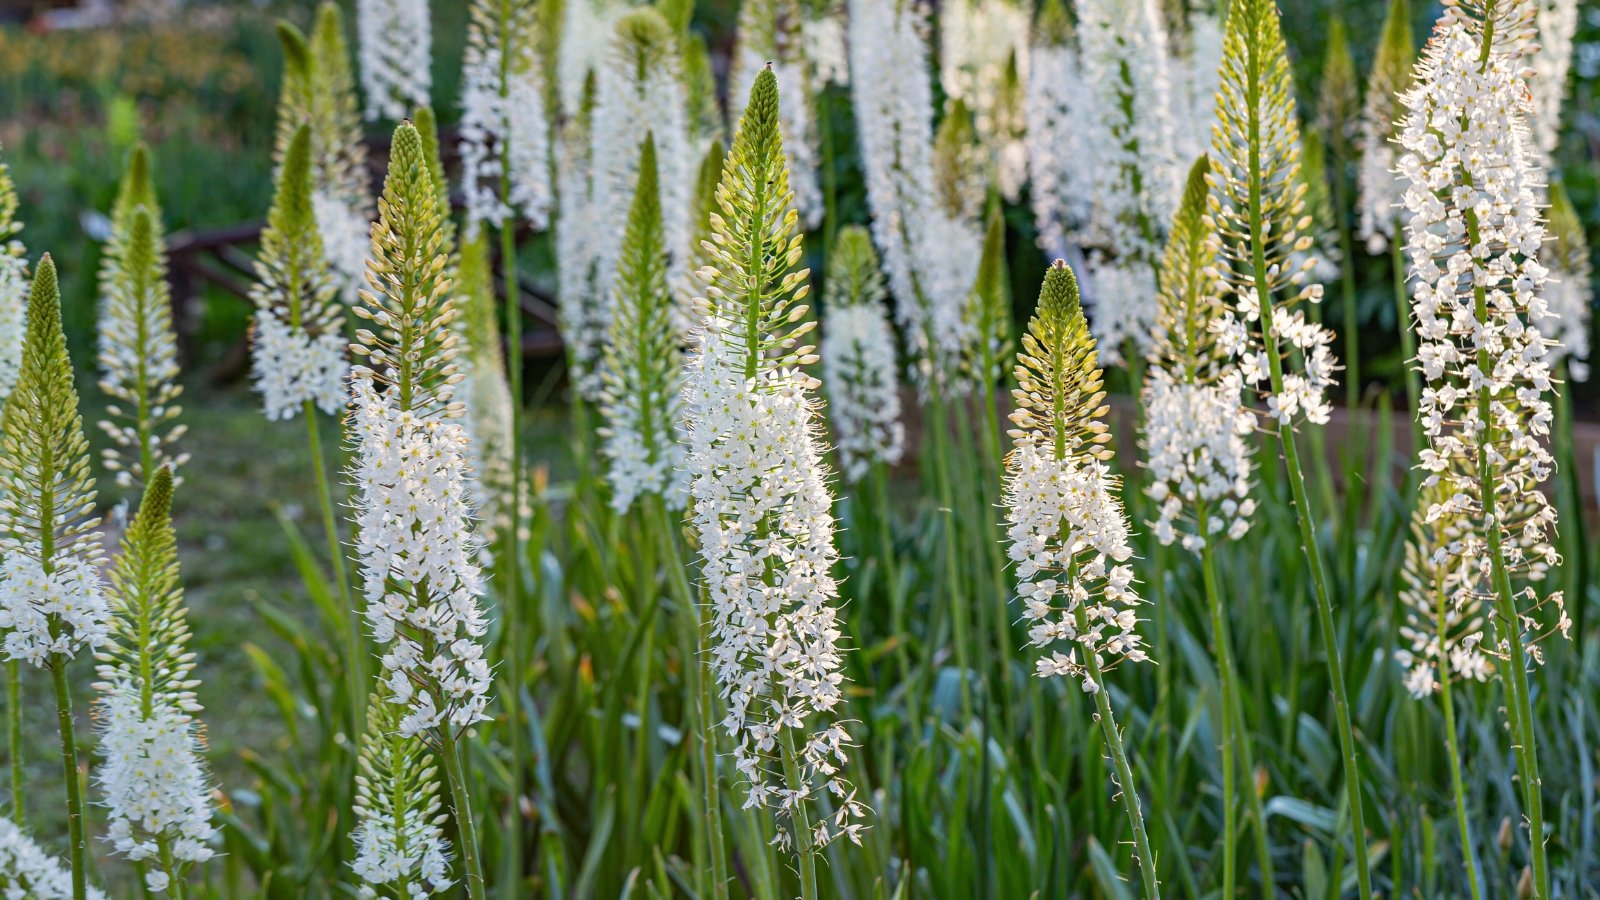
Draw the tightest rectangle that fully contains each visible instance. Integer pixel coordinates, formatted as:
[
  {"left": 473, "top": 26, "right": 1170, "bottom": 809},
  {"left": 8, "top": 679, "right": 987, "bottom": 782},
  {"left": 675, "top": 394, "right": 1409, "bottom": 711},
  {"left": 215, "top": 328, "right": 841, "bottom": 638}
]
[
  {"left": 1143, "top": 371, "right": 1256, "bottom": 546},
  {"left": 801, "top": 11, "right": 849, "bottom": 87},
  {"left": 1394, "top": 498, "right": 1493, "bottom": 699},
  {"left": 358, "top": 0, "right": 432, "bottom": 121},
  {"left": 822, "top": 303, "right": 904, "bottom": 482},
  {"left": 1529, "top": 0, "right": 1578, "bottom": 164},
  {"left": 251, "top": 310, "right": 349, "bottom": 421},
  {"left": 1084, "top": 256, "right": 1158, "bottom": 367},
  {"left": 555, "top": 87, "right": 608, "bottom": 399},
  {"left": 459, "top": 0, "right": 553, "bottom": 235},
  {"left": 0, "top": 818, "right": 109, "bottom": 900},
  {"left": 1006, "top": 447, "right": 1146, "bottom": 690},
  {"left": 848, "top": 0, "right": 980, "bottom": 394},
  {"left": 1169, "top": 12, "right": 1224, "bottom": 179},
  {"left": 96, "top": 687, "right": 216, "bottom": 872},
  {"left": 1398, "top": 20, "right": 1566, "bottom": 651},
  {"left": 0, "top": 555, "right": 110, "bottom": 667},
  {"left": 349, "top": 377, "right": 494, "bottom": 737}
]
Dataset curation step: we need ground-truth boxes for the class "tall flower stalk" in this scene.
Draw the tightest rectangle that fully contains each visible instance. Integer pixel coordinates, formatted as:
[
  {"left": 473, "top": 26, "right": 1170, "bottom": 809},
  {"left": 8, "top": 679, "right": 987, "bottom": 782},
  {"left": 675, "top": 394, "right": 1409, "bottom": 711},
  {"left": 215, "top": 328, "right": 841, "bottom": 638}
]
[
  {"left": 684, "top": 67, "right": 867, "bottom": 897},
  {"left": 310, "top": 4, "right": 375, "bottom": 304},
  {"left": 1205, "top": 1, "right": 1368, "bottom": 893},
  {"left": 0, "top": 256, "right": 112, "bottom": 900},
  {"left": 97, "top": 145, "right": 185, "bottom": 492},
  {"left": 93, "top": 467, "right": 216, "bottom": 896},
  {"left": 1004, "top": 261, "right": 1155, "bottom": 898},
  {"left": 348, "top": 122, "right": 493, "bottom": 900},
  {"left": 250, "top": 123, "right": 360, "bottom": 726},
  {"left": 1141, "top": 156, "right": 1273, "bottom": 893},
  {"left": 0, "top": 141, "right": 28, "bottom": 826},
  {"left": 1396, "top": 8, "right": 1568, "bottom": 893}
]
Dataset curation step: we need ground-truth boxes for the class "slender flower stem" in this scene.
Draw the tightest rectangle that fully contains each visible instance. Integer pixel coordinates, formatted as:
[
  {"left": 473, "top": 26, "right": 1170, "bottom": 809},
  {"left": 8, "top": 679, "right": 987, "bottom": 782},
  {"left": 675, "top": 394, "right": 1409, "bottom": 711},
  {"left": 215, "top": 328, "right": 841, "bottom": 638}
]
[
  {"left": 1434, "top": 583, "right": 1484, "bottom": 900},
  {"left": 869, "top": 462, "right": 913, "bottom": 695},
  {"left": 50, "top": 661, "right": 87, "bottom": 900},
  {"left": 779, "top": 728, "right": 819, "bottom": 900},
  {"left": 1196, "top": 507, "right": 1236, "bottom": 898},
  {"left": 1245, "top": 35, "right": 1372, "bottom": 889},
  {"left": 305, "top": 401, "right": 360, "bottom": 730},
  {"left": 927, "top": 382, "right": 974, "bottom": 722},
  {"left": 500, "top": 205, "right": 526, "bottom": 886},
  {"left": 7, "top": 659, "right": 20, "bottom": 825},
  {"left": 1075, "top": 604, "right": 1157, "bottom": 899},
  {"left": 438, "top": 727, "right": 488, "bottom": 900}
]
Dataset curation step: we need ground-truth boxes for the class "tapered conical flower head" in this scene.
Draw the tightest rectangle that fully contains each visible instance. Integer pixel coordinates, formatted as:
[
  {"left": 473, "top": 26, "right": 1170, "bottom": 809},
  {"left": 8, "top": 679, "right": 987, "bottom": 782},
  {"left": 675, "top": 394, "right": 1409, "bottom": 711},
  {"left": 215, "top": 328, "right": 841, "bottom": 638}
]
[
  {"left": 1207, "top": 0, "right": 1338, "bottom": 426},
  {"left": 97, "top": 145, "right": 186, "bottom": 490},
  {"left": 1357, "top": 0, "right": 1416, "bottom": 253},
  {"left": 93, "top": 467, "right": 216, "bottom": 889},
  {"left": 1397, "top": 15, "right": 1567, "bottom": 653},
  {"left": 459, "top": 0, "right": 553, "bottom": 234},
  {"left": 251, "top": 124, "right": 350, "bottom": 421},
  {"left": 350, "top": 695, "right": 454, "bottom": 894},
  {"left": 1142, "top": 158, "right": 1256, "bottom": 551},
  {"left": 0, "top": 818, "right": 108, "bottom": 900},
  {"left": 599, "top": 135, "right": 686, "bottom": 512},
  {"left": 1006, "top": 262, "right": 1143, "bottom": 688},
  {"left": 0, "top": 257, "right": 111, "bottom": 665},
  {"left": 358, "top": 0, "right": 433, "bottom": 122},
  {"left": 0, "top": 143, "right": 27, "bottom": 406},
  {"left": 821, "top": 225, "right": 904, "bottom": 482},
  {"left": 312, "top": 4, "right": 377, "bottom": 302},
  {"left": 349, "top": 123, "right": 493, "bottom": 738},
  {"left": 684, "top": 67, "right": 868, "bottom": 852}
]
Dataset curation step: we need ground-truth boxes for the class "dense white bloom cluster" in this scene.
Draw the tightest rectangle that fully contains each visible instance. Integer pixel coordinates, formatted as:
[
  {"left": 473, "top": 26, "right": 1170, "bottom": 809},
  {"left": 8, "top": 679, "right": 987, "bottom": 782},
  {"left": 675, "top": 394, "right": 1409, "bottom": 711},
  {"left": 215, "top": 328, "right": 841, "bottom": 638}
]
[
  {"left": 0, "top": 246, "right": 21, "bottom": 404},
  {"left": 588, "top": 11, "right": 692, "bottom": 373},
  {"left": 1214, "top": 287, "right": 1336, "bottom": 425},
  {"left": 1143, "top": 372, "right": 1256, "bottom": 550},
  {"left": 684, "top": 332, "right": 864, "bottom": 848},
  {"left": 351, "top": 708, "right": 454, "bottom": 897},
  {"left": 1024, "top": 17, "right": 1090, "bottom": 259},
  {"left": 349, "top": 377, "right": 493, "bottom": 738},
  {"left": 801, "top": 10, "right": 848, "bottom": 87},
  {"left": 940, "top": 0, "right": 1030, "bottom": 201},
  {"left": 1084, "top": 258, "right": 1156, "bottom": 367},
  {"left": 313, "top": 189, "right": 372, "bottom": 303},
  {"left": 0, "top": 555, "right": 109, "bottom": 666},
  {"left": 557, "top": 0, "right": 631, "bottom": 118},
  {"left": 822, "top": 303, "right": 904, "bottom": 482},
  {"left": 1529, "top": 0, "right": 1578, "bottom": 163},
  {"left": 97, "top": 687, "right": 216, "bottom": 876},
  {"left": 1006, "top": 445, "right": 1145, "bottom": 689},
  {"left": 1394, "top": 501, "right": 1494, "bottom": 699},
  {"left": 555, "top": 92, "right": 608, "bottom": 399},
  {"left": 0, "top": 818, "right": 108, "bottom": 900},
  {"left": 459, "top": 0, "right": 553, "bottom": 235},
  {"left": 252, "top": 310, "right": 348, "bottom": 420},
  {"left": 848, "top": 0, "right": 979, "bottom": 393},
  {"left": 599, "top": 390, "right": 686, "bottom": 513},
  {"left": 1076, "top": 0, "right": 1179, "bottom": 261},
  {"left": 1398, "top": 21, "right": 1568, "bottom": 649},
  {"left": 358, "top": 0, "right": 432, "bottom": 121},
  {"left": 1356, "top": 1, "right": 1416, "bottom": 254}
]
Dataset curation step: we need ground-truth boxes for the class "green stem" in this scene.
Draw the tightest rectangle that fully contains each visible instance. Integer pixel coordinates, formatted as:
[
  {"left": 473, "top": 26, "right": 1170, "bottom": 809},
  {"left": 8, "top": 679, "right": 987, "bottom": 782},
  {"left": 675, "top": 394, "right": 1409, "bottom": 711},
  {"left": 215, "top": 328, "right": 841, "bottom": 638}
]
[
  {"left": 1435, "top": 601, "right": 1484, "bottom": 900},
  {"left": 928, "top": 384, "right": 974, "bottom": 722},
  {"left": 51, "top": 661, "right": 88, "bottom": 900},
  {"left": 1335, "top": 165, "right": 1360, "bottom": 408},
  {"left": 1197, "top": 511, "right": 1236, "bottom": 899},
  {"left": 305, "top": 403, "right": 360, "bottom": 732},
  {"left": 7, "top": 659, "right": 21, "bottom": 826},
  {"left": 870, "top": 463, "right": 913, "bottom": 697},
  {"left": 1077, "top": 613, "right": 1159, "bottom": 899},
  {"left": 500, "top": 207, "right": 526, "bottom": 887},
  {"left": 437, "top": 728, "right": 488, "bottom": 900},
  {"left": 779, "top": 729, "right": 819, "bottom": 900}
]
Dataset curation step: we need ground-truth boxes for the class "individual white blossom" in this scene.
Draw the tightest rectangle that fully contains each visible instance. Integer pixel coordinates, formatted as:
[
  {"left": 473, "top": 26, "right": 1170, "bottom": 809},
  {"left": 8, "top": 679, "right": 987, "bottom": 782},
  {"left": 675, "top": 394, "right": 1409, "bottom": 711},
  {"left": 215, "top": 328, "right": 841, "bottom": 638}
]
[
  {"left": 358, "top": 0, "right": 433, "bottom": 121},
  {"left": 821, "top": 234, "right": 904, "bottom": 482},
  {"left": 252, "top": 311, "right": 349, "bottom": 421},
  {"left": 349, "top": 378, "right": 494, "bottom": 738},
  {"left": 1529, "top": 0, "right": 1578, "bottom": 164},
  {"left": 848, "top": 0, "right": 980, "bottom": 394},
  {"left": 96, "top": 687, "right": 217, "bottom": 871},
  {"left": 1024, "top": 6, "right": 1091, "bottom": 259},
  {"left": 0, "top": 818, "right": 109, "bottom": 900},
  {"left": 459, "top": 0, "right": 553, "bottom": 236},
  {"left": 0, "top": 555, "right": 110, "bottom": 667},
  {"left": 350, "top": 701, "right": 455, "bottom": 897},
  {"left": 1398, "top": 19, "right": 1569, "bottom": 656}
]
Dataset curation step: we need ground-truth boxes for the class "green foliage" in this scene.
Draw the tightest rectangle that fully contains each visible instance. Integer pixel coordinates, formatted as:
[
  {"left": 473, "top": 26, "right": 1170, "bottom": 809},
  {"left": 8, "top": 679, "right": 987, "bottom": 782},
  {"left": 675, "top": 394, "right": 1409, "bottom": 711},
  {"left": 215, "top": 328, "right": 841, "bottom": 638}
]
[
  {"left": 1009, "top": 261, "right": 1111, "bottom": 462},
  {"left": 351, "top": 122, "right": 459, "bottom": 416},
  {"left": 0, "top": 256, "right": 102, "bottom": 570},
  {"left": 1365, "top": 0, "right": 1415, "bottom": 126}
]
